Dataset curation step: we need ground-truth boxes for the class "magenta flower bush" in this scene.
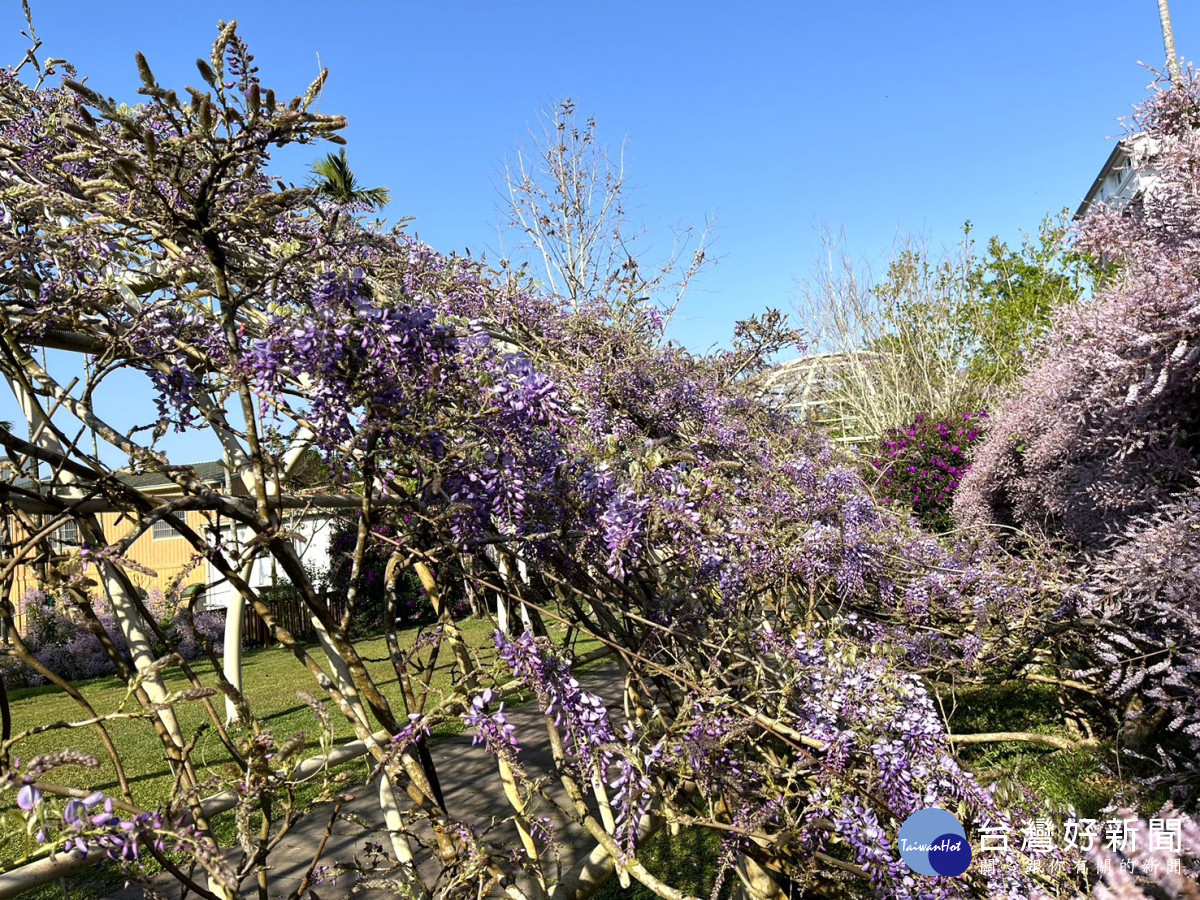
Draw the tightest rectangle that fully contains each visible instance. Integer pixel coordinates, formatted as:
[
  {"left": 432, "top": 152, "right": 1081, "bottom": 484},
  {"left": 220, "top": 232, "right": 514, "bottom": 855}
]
[{"left": 872, "top": 411, "right": 988, "bottom": 531}]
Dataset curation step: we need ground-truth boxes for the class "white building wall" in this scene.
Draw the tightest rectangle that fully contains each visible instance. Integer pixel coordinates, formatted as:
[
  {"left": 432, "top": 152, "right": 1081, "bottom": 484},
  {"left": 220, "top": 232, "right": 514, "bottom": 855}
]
[{"left": 202, "top": 513, "right": 336, "bottom": 610}]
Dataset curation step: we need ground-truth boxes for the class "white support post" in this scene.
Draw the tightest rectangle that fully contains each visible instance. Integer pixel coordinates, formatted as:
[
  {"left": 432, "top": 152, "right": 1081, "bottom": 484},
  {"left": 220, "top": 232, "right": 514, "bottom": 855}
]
[{"left": 6, "top": 378, "right": 188, "bottom": 752}]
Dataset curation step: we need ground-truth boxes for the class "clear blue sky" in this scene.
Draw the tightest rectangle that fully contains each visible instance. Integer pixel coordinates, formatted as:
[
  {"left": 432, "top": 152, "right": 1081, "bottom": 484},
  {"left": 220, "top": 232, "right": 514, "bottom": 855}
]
[
  {"left": 1, "top": 3, "right": 1195, "bottom": 460},
  {"left": 5, "top": 2, "right": 1194, "bottom": 351}
]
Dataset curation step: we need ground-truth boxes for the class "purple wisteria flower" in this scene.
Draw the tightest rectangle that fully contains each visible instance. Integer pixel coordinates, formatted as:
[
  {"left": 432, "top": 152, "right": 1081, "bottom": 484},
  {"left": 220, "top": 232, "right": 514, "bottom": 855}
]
[
  {"left": 462, "top": 688, "right": 520, "bottom": 763},
  {"left": 496, "top": 631, "right": 615, "bottom": 773}
]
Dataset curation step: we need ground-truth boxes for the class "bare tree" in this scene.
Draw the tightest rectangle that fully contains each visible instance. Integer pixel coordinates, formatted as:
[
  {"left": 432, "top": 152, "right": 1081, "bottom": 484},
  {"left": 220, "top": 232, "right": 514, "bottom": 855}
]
[{"left": 500, "top": 99, "right": 712, "bottom": 326}]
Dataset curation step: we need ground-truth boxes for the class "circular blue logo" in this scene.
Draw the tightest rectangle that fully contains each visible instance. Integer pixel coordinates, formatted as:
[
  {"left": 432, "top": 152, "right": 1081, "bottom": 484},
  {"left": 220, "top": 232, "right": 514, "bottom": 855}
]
[{"left": 898, "top": 808, "right": 972, "bottom": 877}]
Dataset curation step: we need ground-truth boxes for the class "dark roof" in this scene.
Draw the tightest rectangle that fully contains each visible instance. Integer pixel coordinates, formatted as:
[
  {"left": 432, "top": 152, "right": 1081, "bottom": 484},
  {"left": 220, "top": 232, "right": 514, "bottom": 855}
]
[
  {"left": 122, "top": 460, "right": 227, "bottom": 489},
  {"left": 10, "top": 460, "right": 227, "bottom": 493}
]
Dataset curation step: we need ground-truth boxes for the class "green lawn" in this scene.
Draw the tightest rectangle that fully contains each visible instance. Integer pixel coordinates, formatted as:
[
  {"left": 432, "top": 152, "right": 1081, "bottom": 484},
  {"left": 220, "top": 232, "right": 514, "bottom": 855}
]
[
  {"left": 0, "top": 617, "right": 537, "bottom": 869},
  {"left": 942, "top": 680, "right": 1162, "bottom": 820}
]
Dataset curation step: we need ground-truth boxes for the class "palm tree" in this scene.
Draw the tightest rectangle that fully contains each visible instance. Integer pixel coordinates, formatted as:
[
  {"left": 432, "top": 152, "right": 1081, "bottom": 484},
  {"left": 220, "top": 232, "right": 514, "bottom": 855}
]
[
  {"left": 310, "top": 148, "right": 391, "bottom": 209},
  {"left": 1159, "top": 0, "right": 1182, "bottom": 84}
]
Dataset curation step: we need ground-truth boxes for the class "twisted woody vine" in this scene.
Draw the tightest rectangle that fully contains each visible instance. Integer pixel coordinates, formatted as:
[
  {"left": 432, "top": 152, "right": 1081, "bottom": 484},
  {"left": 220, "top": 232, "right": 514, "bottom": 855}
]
[{"left": 0, "top": 11, "right": 1197, "bottom": 900}]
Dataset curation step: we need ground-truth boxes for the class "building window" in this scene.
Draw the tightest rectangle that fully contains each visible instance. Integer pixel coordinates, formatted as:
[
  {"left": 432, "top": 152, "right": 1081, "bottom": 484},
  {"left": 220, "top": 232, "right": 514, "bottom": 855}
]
[
  {"left": 52, "top": 520, "right": 79, "bottom": 552},
  {"left": 152, "top": 519, "right": 181, "bottom": 541}
]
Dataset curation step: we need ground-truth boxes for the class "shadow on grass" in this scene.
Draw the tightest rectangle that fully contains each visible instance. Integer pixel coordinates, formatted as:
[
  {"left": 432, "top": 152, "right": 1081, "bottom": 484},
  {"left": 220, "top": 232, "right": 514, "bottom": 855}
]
[
  {"left": 594, "top": 827, "right": 736, "bottom": 900},
  {"left": 941, "top": 680, "right": 1174, "bottom": 819}
]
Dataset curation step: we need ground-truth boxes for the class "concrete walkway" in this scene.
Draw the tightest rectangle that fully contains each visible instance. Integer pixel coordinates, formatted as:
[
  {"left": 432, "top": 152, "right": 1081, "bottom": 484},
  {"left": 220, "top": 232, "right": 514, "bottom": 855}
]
[{"left": 105, "top": 665, "right": 627, "bottom": 899}]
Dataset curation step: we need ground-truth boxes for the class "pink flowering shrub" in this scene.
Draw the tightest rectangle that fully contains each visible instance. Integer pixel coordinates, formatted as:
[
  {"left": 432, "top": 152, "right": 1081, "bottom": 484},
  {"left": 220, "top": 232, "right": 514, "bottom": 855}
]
[
  {"left": 954, "top": 72, "right": 1200, "bottom": 551},
  {"left": 871, "top": 411, "right": 987, "bottom": 531},
  {"left": 1076, "top": 487, "right": 1200, "bottom": 776},
  {"left": 954, "top": 69, "right": 1200, "bottom": 777}
]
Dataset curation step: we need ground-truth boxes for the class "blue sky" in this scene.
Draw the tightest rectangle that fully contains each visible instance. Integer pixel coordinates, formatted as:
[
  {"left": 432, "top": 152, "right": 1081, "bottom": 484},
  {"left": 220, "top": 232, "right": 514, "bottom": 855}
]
[
  {"left": 5, "top": 2, "right": 1195, "bottom": 350},
  {"left": 1, "top": 3, "right": 1195, "bottom": 459}
]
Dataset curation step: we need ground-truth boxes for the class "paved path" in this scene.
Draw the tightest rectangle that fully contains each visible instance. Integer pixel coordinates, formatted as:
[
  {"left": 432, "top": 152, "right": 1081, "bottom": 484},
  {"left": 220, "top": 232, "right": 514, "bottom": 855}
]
[{"left": 105, "top": 665, "right": 626, "bottom": 899}]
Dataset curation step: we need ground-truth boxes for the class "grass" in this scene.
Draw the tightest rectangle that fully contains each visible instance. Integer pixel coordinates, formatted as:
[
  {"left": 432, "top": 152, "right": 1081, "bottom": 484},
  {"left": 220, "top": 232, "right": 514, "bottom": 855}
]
[
  {"left": 593, "top": 827, "right": 734, "bottom": 900},
  {"left": 941, "top": 680, "right": 1161, "bottom": 820},
  {"left": 0, "top": 616, "right": 593, "bottom": 879}
]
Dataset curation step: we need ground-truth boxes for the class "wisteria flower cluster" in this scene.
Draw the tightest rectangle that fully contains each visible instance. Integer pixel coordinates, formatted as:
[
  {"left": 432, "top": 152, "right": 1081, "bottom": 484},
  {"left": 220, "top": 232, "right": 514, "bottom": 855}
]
[
  {"left": 1, "top": 754, "right": 234, "bottom": 888},
  {"left": 462, "top": 688, "right": 519, "bottom": 765},
  {"left": 495, "top": 631, "right": 615, "bottom": 775},
  {"left": 0, "top": 17, "right": 1152, "bottom": 900}
]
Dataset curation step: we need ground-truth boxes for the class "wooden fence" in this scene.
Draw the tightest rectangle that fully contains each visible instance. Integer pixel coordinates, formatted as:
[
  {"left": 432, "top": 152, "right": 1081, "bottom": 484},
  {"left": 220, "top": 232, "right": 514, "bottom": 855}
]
[{"left": 242, "top": 591, "right": 349, "bottom": 647}]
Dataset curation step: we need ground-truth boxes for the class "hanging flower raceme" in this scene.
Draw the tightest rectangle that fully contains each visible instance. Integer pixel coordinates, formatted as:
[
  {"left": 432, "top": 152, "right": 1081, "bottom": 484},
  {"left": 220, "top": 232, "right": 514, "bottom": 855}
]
[
  {"left": 1, "top": 754, "right": 235, "bottom": 888},
  {"left": 496, "top": 631, "right": 616, "bottom": 774},
  {"left": 462, "top": 688, "right": 520, "bottom": 765}
]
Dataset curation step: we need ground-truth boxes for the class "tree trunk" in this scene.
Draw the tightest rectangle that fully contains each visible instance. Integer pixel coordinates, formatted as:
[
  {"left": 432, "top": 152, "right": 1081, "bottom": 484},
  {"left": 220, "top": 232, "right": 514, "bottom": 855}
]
[{"left": 1159, "top": 0, "right": 1182, "bottom": 83}]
